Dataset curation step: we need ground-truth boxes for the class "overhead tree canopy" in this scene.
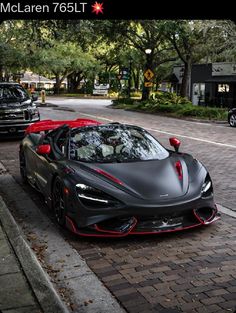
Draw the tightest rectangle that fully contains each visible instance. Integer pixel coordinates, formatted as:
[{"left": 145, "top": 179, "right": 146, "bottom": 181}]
[{"left": 0, "top": 19, "right": 235, "bottom": 98}]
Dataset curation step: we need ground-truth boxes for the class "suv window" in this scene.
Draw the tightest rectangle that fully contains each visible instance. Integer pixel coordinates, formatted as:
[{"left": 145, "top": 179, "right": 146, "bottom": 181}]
[{"left": 0, "top": 85, "right": 30, "bottom": 102}]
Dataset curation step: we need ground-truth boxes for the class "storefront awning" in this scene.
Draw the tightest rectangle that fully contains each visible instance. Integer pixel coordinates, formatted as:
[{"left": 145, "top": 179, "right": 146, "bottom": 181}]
[{"left": 205, "top": 76, "right": 236, "bottom": 83}]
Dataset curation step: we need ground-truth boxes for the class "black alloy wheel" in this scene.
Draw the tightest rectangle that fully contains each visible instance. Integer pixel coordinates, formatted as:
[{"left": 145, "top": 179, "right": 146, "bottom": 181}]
[{"left": 53, "top": 177, "right": 66, "bottom": 226}]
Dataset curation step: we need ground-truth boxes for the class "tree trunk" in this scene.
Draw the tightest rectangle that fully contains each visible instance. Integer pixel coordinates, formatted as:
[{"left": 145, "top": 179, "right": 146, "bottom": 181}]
[
  {"left": 54, "top": 74, "right": 61, "bottom": 94},
  {"left": 155, "top": 77, "right": 160, "bottom": 91},
  {"left": 67, "top": 71, "right": 83, "bottom": 92},
  {"left": 142, "top": 53, "right": 154, "bottom": 101},
  {"left": 133, "top": 68, "right": 140, "bottom": 90},
  {"left": 180, "top": 59, "right": 191, "bottom": 99},
  {"left": 0, "top": 66, "right": 3, "bottom": 82}
]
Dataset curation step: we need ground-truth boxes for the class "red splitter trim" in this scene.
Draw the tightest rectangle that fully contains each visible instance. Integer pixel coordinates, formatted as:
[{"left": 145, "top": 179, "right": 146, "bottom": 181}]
[{"left": 65, "top": 216, "right": 136, "bottom": 238}]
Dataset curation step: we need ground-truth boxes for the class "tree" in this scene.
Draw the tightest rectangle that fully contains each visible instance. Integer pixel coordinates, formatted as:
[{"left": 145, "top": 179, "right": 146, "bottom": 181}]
[
  {"left": 161, "top": 20, "right": 225, "bottom": 98},
  {"left": 0, "top": 21, "right": 30, "bottom": 81},
  {"left": 35, "top": 41, "right": 99, "bottom": 94},
  {"left": 206, "top": 20, "right": 236, "bottom": 62},
  {"left": 93, "top": 20, "right": 177, "bottom": 99}
]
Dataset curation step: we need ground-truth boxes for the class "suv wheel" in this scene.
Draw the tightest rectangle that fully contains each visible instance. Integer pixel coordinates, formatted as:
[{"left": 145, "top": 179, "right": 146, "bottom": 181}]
[{"left": 229, "top": 113, "right": 236, "bottom": 127}]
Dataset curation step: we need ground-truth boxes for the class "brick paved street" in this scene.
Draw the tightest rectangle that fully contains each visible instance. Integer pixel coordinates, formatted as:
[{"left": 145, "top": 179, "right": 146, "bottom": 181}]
[
  {"left": 0, "top": 99, "right": 235, "bottom": 312},
  {"left": 70, "top": 214, "right": 236, "bottom": 313}
]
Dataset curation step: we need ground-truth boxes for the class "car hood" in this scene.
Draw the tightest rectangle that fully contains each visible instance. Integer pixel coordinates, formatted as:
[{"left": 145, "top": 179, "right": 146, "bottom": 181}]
[
  {"left": 0, "top": 99, "right": 31, "bottom": 109},
  {"left": 78, "top": 155, "right": 190, "bottom": 201}
]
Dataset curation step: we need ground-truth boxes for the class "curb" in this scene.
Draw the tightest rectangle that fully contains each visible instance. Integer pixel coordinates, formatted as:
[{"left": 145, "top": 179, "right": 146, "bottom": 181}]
[
  {"left": 36, "top": 103, "right": 58, "bottom": 108},
  {"left": 0, "top": 195, "right": 69, "bottom": 313}
]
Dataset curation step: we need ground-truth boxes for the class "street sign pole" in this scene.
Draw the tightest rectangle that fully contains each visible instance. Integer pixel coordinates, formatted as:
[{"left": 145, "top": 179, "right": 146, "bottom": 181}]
[
  {"left": 142, "top": 51, "right": 154, "bottom": 100},
  {"left": 143, "top": 68, "right": 154, "bottom": 100}
]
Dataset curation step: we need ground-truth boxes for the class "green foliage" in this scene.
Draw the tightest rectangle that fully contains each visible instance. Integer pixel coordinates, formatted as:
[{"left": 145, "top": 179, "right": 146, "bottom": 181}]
[
  {"left": 130, "top": 91, "right": 142, "bottom": 98},
  {"left": 112, "top": 92, "right": 228, "bottom": 121},
  {"left": 113, "top": 98, "right": 137, "bottom": 106},
  {"left": 0, "top": 18, "right": 235, "bottom": 101},
  {"left": 0, "top": 21, "right": 31, "bottom": 79},
  {"left": 36, "top": 42, "right": 99, "bottom": 76},
  {"left": 149, "top": 91, "right": 192, "bottom": 105}
]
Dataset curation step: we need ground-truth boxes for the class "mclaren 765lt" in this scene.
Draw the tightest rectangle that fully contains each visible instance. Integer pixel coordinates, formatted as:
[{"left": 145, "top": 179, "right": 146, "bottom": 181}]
[{"left": 19, "top": 119, "right": 220, "bottom": 237}]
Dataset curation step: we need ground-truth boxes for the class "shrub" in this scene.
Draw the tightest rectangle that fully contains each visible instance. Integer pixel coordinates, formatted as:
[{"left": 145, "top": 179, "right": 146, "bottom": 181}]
[{"left": 112, "top": 92, "right": 228, "bottom": 121}]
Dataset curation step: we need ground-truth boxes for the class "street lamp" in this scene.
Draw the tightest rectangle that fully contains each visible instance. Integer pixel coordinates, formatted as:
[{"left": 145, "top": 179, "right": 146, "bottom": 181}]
[{"left": 145, "top": 48, "right": 152, "bottom": 55}]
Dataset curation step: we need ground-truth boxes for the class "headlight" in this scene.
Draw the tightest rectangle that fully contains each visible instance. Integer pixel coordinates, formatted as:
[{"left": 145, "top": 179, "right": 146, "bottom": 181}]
[
  {"left": 29, "top": 107, "right": 40, "bottom": 120},
  {"left": 76, "top": 183, "right": 121, "bottom": 208},
  {"left": 201, "top": 174, "right": 213, "bottom": 197}
]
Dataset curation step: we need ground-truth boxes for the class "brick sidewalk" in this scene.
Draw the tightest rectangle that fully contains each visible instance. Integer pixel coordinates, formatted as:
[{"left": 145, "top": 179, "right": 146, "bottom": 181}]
[{"left": 0, "top": 223, "right": 42, "bottom": 313}]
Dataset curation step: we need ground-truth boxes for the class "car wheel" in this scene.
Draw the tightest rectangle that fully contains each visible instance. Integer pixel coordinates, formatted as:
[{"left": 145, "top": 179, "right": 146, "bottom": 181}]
[
  {"left": 19, "top": 150, "right": 28, "bottom": 183},
  {"left": 229, "top": 114, "right": 236, "bottom": 127},
  {"left": 52, "top": 177, "right": 66, "bottom": 226}
]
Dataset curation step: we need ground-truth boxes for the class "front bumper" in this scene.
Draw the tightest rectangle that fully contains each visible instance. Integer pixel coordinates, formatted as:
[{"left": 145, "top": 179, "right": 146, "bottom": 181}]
[
  {"left": 0, "top": 120, "right": 40, "bottom": 135},
  {"left": 65, "top": 205, "right": 220, "bottom": 237}
]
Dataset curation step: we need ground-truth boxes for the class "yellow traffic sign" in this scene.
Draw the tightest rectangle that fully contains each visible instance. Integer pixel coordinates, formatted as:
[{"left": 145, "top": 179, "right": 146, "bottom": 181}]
[
  {"left": 144, "top": 69, "right": 154, "bottom": 81},
  {"left": 144, "top": 82, "right": 153, "bottom": 87}
]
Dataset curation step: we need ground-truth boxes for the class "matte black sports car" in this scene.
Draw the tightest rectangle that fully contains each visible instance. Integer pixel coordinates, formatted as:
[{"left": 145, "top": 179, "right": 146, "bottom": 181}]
[{"left": 19, "top": 119, "right": 220, "bottom": 237}]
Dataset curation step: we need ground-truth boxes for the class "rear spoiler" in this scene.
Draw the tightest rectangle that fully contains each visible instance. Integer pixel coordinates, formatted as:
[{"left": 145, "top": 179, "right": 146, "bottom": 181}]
[{"left": 25, "top": 119, "right": 101, "bottom": 134}]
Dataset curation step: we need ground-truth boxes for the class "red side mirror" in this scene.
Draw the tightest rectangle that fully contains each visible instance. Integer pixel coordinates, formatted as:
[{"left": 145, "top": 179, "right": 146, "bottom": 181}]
[
  {"left": 36, "top": 144, "right": 51, "bottom": 155},
  {"left": 169, "top": 137, "right": 181, "bottom": 153}
]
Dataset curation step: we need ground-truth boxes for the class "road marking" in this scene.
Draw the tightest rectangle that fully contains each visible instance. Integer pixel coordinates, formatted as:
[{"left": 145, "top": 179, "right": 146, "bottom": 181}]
[
  {"left": 217, "top": 204, "right": 236, "bottom": 218},
  {"left": 79, "top": 112, "right": 236, "bottom": 149},
  {"left": 145, "top": 127, "right": 236, "bottom": 149},
  {"left": 80, "top": 112, "right": 114, "bottom": 122}
]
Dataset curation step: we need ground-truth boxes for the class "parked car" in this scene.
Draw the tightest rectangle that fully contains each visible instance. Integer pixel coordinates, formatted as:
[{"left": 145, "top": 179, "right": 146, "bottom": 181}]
[
  {"left": 19, "top": 119, "right": 220, "bottom": 237},
  {"left": 228, "top": 108, "right": 236, "bottom": 127},
  {"left": 0, "top": 82, "right": 40, "bottom": 136}
]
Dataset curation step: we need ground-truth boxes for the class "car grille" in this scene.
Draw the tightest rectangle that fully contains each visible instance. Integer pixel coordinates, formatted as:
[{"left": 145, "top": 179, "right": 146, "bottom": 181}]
[{"left": 0, "top": 109, "right": 29, "bottom": 122}]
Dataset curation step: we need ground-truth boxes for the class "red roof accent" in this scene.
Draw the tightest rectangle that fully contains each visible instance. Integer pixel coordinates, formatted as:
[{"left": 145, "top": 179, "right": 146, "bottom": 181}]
[
  {"left": 25, "top": 118, "right": 101, "bottom": 134},
  {"left": 175, "top": 160, "right": 183, "bottom": 180}
]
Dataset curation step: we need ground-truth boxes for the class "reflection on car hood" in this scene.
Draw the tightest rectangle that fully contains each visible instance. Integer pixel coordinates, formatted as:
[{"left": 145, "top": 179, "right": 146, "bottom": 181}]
[{"left": 75, "top": 156, "right": 189, "bottom": 201}]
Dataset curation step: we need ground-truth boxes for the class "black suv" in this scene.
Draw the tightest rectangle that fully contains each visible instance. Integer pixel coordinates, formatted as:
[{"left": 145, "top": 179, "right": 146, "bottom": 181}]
[{"left": 0, "top": 82, "right": 40, "bottom": 136}]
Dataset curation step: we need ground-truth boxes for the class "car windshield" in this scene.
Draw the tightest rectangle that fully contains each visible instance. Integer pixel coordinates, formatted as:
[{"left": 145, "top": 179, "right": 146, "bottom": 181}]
[
  {"left": 0, "top": 85, "right": 30, "bottom": 102},
  {"left": 69, "top": 124, "right": 169, "bottom": 163}
]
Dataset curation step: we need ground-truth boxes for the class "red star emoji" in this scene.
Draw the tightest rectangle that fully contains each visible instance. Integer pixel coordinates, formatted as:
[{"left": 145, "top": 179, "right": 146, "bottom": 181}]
[{"left": 91, "top": 2, "right": 104, "bottom": 14}]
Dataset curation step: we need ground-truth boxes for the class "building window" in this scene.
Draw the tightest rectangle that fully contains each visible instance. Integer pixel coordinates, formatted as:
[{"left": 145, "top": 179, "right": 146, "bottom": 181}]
[
  {"left": 218, "top": 84, "right": 229, "bottom": 93},
  {"left": 192, "top": 83, "right": 205, "bottom": 105}
]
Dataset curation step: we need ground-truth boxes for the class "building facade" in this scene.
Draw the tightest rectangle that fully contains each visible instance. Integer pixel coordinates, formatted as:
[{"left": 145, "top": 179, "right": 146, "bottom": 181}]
[{"left": 173, "top": 62, "right": 236, "bottom": 108}]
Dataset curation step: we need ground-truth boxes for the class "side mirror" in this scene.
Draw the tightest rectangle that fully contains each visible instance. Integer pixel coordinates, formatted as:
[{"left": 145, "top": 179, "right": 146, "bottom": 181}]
[
  {"left": 32, "top": 94, "right": 38, "bottom": 101},
  {"left": 169, "top": 137, "right": 181, "bottom": 153},
  {"left": 36, "top": 144, "right": 51, "bottom": 155}
]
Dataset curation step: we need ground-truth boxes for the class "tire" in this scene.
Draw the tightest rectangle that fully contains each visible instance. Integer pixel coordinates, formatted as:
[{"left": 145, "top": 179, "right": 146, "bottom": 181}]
[
  {"left": 19, "top": 150, "right": 28, "bottom": 183},
  {"left": 229, "top": 113, "right": 236, "bottom": 127},
  {"left": 52, "top": 177, "right": 66, "bottom": 226}
]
